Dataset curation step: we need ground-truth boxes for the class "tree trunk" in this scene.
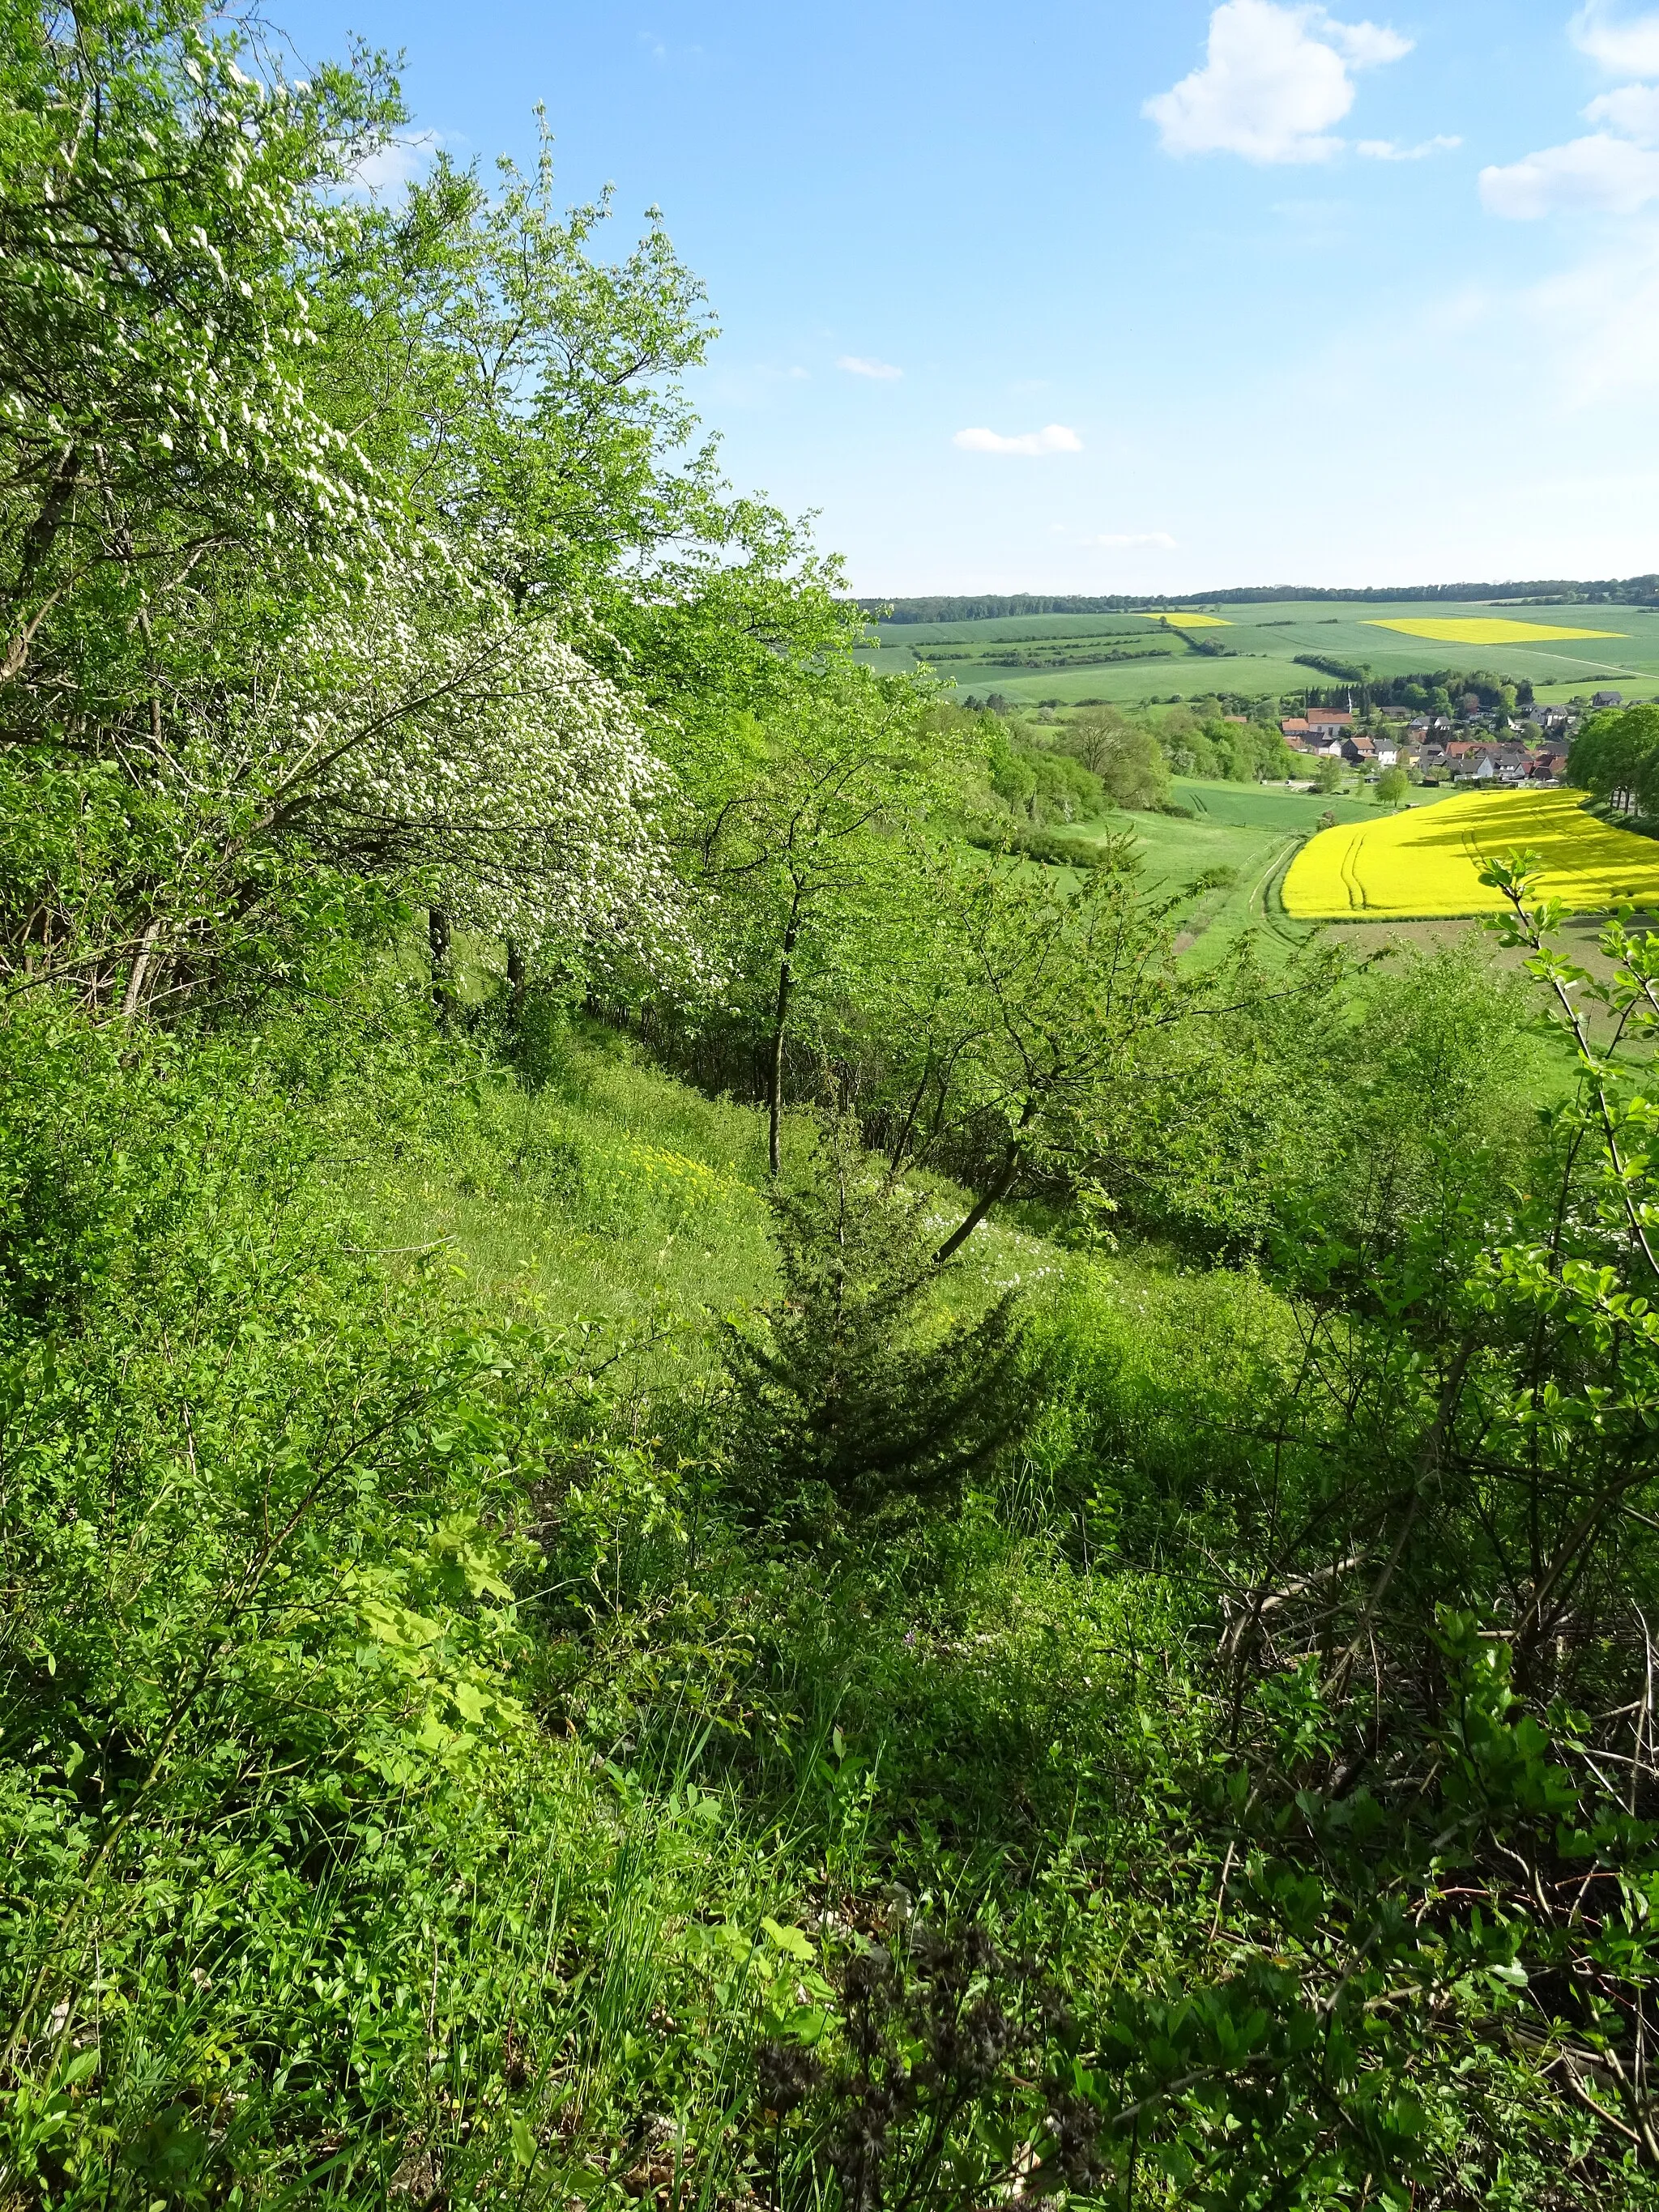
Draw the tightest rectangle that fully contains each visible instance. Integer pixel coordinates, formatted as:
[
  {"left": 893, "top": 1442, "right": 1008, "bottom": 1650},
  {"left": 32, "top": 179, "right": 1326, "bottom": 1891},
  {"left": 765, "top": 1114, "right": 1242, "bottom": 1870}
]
[
  {"left": 120, "top": 918, "right": 163, "bottom": 1021},
  {"left": 429, "top": 906, "right": 452, "bottom": 1027},
  {"left": 767, "top": 917, "right": 801, "bottom": 1179},
  {"left": 767, "top": 958, "right": 793, "bottom": 1178},
  {"left": 933, "top": 1097, "right": 1042, "bottom": 1264},
  {"left": 933, "top": 1139, "right": 1024, "bottom": 1265},
  {"left": 3, "top": 448, "right": 80, "bottom": 681},
  {"left": 505, "top": 938, "right": 527, "bottom": 1011}
]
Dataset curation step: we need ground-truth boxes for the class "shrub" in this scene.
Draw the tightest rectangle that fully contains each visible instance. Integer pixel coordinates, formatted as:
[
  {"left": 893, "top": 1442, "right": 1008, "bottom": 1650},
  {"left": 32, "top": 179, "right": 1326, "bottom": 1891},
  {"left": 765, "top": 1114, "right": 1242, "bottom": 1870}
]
[{"left": 720, "top": 1121, "right": 1039, "bottom": 1529}]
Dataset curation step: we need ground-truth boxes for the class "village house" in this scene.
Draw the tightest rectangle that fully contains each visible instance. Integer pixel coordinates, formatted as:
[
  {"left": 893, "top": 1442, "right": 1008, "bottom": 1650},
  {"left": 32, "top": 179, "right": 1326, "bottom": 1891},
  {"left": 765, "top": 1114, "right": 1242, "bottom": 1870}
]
[
  {"left": 1281, "top": 716, "right": 1346, "bottom": 757},
  {"left": 1593, "top": 691, "right": 1624, "bottom": 709}
]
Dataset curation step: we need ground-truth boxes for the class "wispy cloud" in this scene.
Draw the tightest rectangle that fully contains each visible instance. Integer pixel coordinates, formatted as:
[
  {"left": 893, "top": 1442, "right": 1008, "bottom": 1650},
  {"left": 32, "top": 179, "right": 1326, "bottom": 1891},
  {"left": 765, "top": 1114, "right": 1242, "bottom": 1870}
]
[
  {"left": 1356, "top": 134, "right": 1461, "bottom": 160},
  {"left": 638, "top": 30, "right": 705, "bottom": 66},
  {"left": 1145, "top": 1, "right": 1412, "bottom": 166},
  {"left": 953, "top": 424, "right": 1083, "bottom": 456},
  {"left": 1505, "top": 216, "right": 1659, "bottom": 403},
  {"left": 1482, "top": 10, "right": 1659, "bottom": 219},
  {"left": 1571, "top": 4, "right": 1659, "bottom": 76},
  {"left": 345, "top": 130, "right": 443, "bottom": 198},
  {"left": 1089, "top": 531, "right": 1179, "bottom": 550},
  {"left": 838, "top": 355, "right": 902, "bottom": 380},
  {"left": 1586, "top": 81, "right": 1659, "bottom": 137},
  {"left": 1482, "top": 131, "right": 1659, "bottom": 216}
]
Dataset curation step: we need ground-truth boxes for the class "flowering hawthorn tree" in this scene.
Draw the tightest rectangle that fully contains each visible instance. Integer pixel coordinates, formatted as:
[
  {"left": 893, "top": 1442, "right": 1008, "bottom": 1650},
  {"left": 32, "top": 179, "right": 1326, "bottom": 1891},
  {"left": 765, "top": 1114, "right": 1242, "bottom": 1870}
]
[{"left": 254, "top": 571, "right": 695, "bottom": 980}]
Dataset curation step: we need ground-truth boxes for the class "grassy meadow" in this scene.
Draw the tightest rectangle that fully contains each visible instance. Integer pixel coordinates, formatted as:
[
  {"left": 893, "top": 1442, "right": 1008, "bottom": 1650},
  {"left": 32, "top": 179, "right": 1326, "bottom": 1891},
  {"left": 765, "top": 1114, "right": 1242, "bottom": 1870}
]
[{"left": 859, "top": 600, "right": 1659, "bottom": 706}]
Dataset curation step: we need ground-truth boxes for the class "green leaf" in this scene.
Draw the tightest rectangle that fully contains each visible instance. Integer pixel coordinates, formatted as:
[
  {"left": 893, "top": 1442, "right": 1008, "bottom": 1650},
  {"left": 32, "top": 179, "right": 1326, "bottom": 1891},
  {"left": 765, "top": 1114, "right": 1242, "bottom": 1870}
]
[{"left": 761, "top": 1916, "right": 815, "bottom": 1963}]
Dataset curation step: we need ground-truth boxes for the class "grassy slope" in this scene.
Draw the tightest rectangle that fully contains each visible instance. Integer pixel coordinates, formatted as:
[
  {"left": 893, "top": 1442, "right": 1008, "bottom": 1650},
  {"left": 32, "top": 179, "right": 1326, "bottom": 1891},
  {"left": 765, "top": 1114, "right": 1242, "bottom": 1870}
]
[
  {"left": 10, "top": 974, "right": 1588, "bottom": 2194},
  {"left": 343, "top": 1020, "right": 1069, "bottom": 1374},
  {"left": 858, "top": 601, "right": 1659, "bottom": 707}
]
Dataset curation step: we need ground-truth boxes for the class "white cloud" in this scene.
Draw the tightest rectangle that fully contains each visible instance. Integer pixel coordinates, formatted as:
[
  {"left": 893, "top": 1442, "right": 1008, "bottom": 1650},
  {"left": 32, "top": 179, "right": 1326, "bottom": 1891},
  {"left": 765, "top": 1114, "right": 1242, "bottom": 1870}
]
[
  {"left": 1326, "top": 18, "right": 1412, "bottom": 66},
  {"left": 838, "top": 355, "right": 902, "bottom": 380},
  {"left": 1572, "top": 4, "right": 1659, "bottom": 76},
  {"left": 1090, "top": 531, "right": 1179, "bottom": 550},
  {"left": 953, "top": 424, "right": 1084, "bottom": 455},
  {"left": 1144, "top": 0, "right": 1412, "bottom": 165},
  {"left": 1481, "top": 131, "right": 1659, "bottom": 217},
  {"left": 1356, "top": 133, "right": 1461, "bottom": 160},
  {"left": 1585, "top": 81, "right": 1659, "bottom": 139},
  {"left": 345, "top": 131, "right": 441, "bottom": 198}
]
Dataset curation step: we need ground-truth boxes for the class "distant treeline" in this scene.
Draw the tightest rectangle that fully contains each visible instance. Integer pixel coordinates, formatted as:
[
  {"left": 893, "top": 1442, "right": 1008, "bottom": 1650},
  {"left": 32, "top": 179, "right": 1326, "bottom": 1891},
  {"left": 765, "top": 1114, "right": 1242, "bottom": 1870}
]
[
  {"left": 859, "top": 578, "right": 1659, "bottom": 623},
  {"left": 1293, "top": 664, "right": 1537, "bottom": 711}
]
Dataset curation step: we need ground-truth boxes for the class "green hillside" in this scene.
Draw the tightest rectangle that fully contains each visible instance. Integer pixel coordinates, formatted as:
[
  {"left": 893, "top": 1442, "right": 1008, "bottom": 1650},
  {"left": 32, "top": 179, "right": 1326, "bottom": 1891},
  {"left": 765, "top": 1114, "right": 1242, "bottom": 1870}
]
[
  {"left": 859, "top": 599, "right": 1659, "bottom": 705},
  {"left": 15, "top": 2, "right": 1659, "bottom": 2203}
]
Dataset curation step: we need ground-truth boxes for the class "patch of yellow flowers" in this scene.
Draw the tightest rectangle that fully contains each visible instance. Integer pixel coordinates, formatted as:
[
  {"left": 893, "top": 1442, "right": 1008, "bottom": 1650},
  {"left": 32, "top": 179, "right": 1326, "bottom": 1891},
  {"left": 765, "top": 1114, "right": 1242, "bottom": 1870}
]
[
  {"left": 1282, "top": 788, "right": 1659, "bottom": 919},
  {"left": 1363, "top": 617, "right": 1624, "bottom": 645}
]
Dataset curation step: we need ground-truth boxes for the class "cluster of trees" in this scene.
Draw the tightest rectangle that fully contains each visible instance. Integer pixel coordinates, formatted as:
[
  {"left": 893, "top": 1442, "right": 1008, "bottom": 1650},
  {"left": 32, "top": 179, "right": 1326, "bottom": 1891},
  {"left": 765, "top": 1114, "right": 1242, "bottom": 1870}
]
[
  {"left": 866, "top": 581, "right": 1659, "bottom": 623},
  {"left": 866, "top": 582, "right": 1659, "bottom": 622},
  {"left": 862, "top": 594, "right": 1171, "bottom": 623},
  {"left": 1567, "top": 703, "right": 1659, "bottom": 813},
  {"left": 1158, "top": 702, "right": 1293, "bottom": 782},
  {"left": 972, "top": 703, "right": 1294, "bottom": 829},
  {"left": 0, "top": 0, "right": 862, "bottom": 1032},
  {"left": 1297, "top": 667, "right": 1533, "bottom": 714}
]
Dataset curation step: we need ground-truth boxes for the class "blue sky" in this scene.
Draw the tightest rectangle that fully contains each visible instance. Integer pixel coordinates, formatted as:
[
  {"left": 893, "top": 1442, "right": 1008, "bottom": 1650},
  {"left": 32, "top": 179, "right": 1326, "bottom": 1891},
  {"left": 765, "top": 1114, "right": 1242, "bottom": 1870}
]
[{"left": 277, "top": 0, "right": 1659, "bottom": 593}]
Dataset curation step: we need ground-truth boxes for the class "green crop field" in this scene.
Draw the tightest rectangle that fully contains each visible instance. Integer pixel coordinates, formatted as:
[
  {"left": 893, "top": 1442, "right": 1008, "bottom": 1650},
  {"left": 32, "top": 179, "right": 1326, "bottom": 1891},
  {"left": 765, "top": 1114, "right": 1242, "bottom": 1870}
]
[
  {"left": 1076, "top": 780, "right": 1642, "bottom": 1003},
  {"left": 857, "top": 600, "right": 1659, "bottom": 707}
]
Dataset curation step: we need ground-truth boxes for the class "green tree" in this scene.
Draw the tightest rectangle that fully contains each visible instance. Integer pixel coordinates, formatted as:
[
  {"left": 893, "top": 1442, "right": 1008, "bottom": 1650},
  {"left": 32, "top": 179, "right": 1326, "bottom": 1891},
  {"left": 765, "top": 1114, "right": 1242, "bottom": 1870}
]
[
  {"left": 1375, "top": 764, "right": 1409, "bottom": 806},
  {"left": 721, "top": 1119, "right": 1038, "bottom": 1525},
  {"left": 872, "top": 844, "right": 1325, "bottom": 1260},
  {"left": 1060, "top": 709, "right": 1170, "bottom": 809},
  {"left": 306, "top": 122, "right": 862, "bottom": 752},
  {"left": 692, "top": 669, "right": 951, "bottom": 1174},
  {"left": 0, "top": 0, "right": 785, "bottom": 1015},
  {"left": 1569, "top": 704, "right": 1659, "bottom": 815},
  {"left": 0, "top": 0, "right": 399, "bottom": 693}
]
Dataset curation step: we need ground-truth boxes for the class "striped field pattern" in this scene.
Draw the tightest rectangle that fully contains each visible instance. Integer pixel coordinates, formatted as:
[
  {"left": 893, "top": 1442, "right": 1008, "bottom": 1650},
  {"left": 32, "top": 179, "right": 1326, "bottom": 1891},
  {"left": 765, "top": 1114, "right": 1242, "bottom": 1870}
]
[{"left": 1282, "top": 789, "right": 1659, "bottom": 919}]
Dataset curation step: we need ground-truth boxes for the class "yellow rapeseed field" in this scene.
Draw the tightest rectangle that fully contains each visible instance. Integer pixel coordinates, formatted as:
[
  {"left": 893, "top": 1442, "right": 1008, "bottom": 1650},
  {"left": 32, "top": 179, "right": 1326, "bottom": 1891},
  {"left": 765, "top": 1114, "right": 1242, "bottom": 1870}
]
[
  {"left": 1282, "top": 789, "right": 1659, "bottom": 919},
  {"left": 1363, "top": 616, "right": 1625, "bottom": 645},
  {"left": 1133, "top": 611, "right": 1232, "bottom": 628}
]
